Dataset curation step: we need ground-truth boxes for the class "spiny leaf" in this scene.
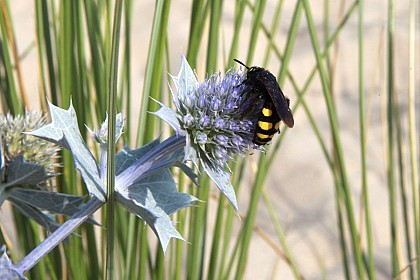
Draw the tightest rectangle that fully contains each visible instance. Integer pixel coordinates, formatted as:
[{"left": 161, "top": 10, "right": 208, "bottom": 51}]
[
  {"left": 115, "top": 142, "right": 197, "bottom": 252},
  {"left": 150, "top": 99, "right": 183, "bottom": 135},
  {"left": 170, "top": 55, "right": 199, "bottom": 107},
  {"left": 0, "top": 156, "right": 53, "bottom": 207},
  {"left": 201, "top": 159, "right": 238, "bottom": 211},
  {"left": 28, "top": 101, "right": 106, "bottom": 201},
  {"left": 9, "top": 197, "right": 61, "bottom": 232},
  {"left": 0, "top": 246, "right": 26, "bottom": 280},
  {"left": 2, "top": 155, "right": 52, "bottom": 187},
  {"left": 8, "top": 188, "right": 98, "bottom": 225}
]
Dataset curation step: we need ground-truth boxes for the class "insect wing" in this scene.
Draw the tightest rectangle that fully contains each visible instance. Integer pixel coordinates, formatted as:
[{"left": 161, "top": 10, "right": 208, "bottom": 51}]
[{"left": 260, "top": 74, "right": 294, "bottom": 128}]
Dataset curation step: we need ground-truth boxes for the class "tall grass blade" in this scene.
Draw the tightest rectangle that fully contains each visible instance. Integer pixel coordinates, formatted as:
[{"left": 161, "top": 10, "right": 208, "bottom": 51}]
[
  {"left": 302, "top": 0, "right": 365, "bottom": 278},
  {"left": 408, "top": 0, "right": 419, "bottom": 277},
  {"left": 136, "top": 0, "right": 170, "bottom": 146},
  {"left": 245, "top": 0, "right": 266, "bottom": 63},
  {"left": 0, "top": 0, "right": 23, "bottom": 114},
  {"left": 262, "top": 189, "right": 303, "bottom": 279},
  {"left": 358, "top": 0, "right": 376, "bottom": 278},
  {"left": 386, "top": 0, "right": 401, "bottom": 276},
  {"left": 105, "top": 0, "right": 123, "bottom": 278}
]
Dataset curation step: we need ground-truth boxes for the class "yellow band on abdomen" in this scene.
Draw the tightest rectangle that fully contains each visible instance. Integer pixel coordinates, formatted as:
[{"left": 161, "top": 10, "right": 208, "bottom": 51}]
[
  {"left": 258, "top": 121, "right": 273, "bottom": 131},
  {"left": 256, "top": 133, "right": 273, "bottom": 140},
  {"left": 261, "top": 107, "right": 273, "bottom": 117}
]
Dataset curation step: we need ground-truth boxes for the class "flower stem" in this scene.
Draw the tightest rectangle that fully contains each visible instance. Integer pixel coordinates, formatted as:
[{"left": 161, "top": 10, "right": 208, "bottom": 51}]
[
  {"left": 115, "top": 135, "right": 186, "bottom": 189},
  {"left": 15, "top": 198, "right": 104, "bottom": 274}
]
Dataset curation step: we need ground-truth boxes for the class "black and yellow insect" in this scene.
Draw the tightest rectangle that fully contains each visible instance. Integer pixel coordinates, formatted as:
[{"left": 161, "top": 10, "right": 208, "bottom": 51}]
[{"left": 234, "top": 59, "right": 294, "bottom": 145}]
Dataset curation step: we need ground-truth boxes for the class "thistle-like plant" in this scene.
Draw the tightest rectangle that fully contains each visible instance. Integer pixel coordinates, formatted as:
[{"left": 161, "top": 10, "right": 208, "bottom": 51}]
[
  {"left": 0, "top": 111, "right": 85, "bottom": 234},
  {"left": 155, "top": 55, "right": 260, "bottom": 210},
  {"left": 0, "top": 111, "right": 60, "bottom": 176},
  {"left": 1, "top": 56, "right": 266, "bottom": 277}
]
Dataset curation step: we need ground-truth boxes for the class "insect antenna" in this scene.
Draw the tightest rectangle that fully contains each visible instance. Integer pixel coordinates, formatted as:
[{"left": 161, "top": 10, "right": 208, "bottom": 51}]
[{"left": 233, "top": 59, "right": 249, "bottom": 70}]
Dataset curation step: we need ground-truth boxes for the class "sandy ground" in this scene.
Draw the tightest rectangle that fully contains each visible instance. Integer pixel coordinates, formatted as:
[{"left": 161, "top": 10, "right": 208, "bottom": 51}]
[{"left": 1, "top": 1, "right": 419, "bottom": 279}]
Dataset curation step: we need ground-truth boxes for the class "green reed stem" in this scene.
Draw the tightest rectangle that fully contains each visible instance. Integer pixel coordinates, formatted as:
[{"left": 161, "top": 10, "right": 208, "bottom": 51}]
[
  {"left": 262, "top": 0, "right": 284, "bottom": 66},
  {"left": 105, "top": 0, "right": 123, "bottom": 278},
  {"left": 246, "top": 0, "right": 266, "bottom": 63},
  {"left": 386, "top": 0, "right": 401, "bottom": 276},
  {"left": 262, "top": 189, "right": 303, "bottom": 279},
  {"left": 408, "top": 0, "right": 420, "bottom": 277},
  {"left": 136, "top": 0, "right": 168, "bottom": 146},
  {"left": 358, "top": 1, "right": 376, "bottom": 278},
  {"left": 206, "top": 0, "right": 222, "bottom": 71},
  {"left": 0, "top": 0, "right": 22, "bottom": 114},
  {"left": 302, "top": 1, "right": 365, "bottom": 278},
  {"left": 277, "top": 0, "right": 302, "bottom": 84},
  {"left": 234, "top": 156, "right": 270, "bottom": 279},
  {"left": 227, "top": 0, "right": 246, "bottom": 65},
  {"left": 187, "top": 0, "right": 207, "bottom": 66}
]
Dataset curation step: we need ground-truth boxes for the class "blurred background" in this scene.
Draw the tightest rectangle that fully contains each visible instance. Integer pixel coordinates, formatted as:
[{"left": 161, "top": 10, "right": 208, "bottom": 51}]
[{"left": 1, "top": 0, "right": 419, "bottom": 279}]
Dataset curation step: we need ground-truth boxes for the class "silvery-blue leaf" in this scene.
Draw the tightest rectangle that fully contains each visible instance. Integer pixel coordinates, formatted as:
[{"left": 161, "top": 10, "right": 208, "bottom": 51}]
[
  {"left": 86, "top": 113, "right": 125, "bottom": 146},
  {"left": 116, "top": 139, "right": 161, "bottom": 174},
  {"left": 0, "top": 155, "right": 53, "bottom": 208},
  {"left": 173, "top": 162, "right": 199, "bottom": 187},
  {"left": 0, "top": 132, "right": 4, "bottom": 182},
  {"left": 116, "top": 189, "right": 184, "bottom": 252},
  {"left": 150, "top": 99, "right": 184, "bottom": 135},
  {"left": 201, "top": 159, "right": 238, "bottom": 211},
  {"left": 171, "top": 55, "right": 199, "bottom": 99},
  {"left": 184, "top": 134, "right": 199, "bottom": 169},
  {"left": 116, "top": 170, "right": 197, "bottom": 253},
  {"left": 8, "top": 188, "right": 98, "bottom": 225},
  {"left": 0, "top": 246, "right": 26, "bottom": 280},
  {"left": 115, "top": 135, "right": 186, "bottom": 189},
  {"left": 145, "top": 146, "right": 185, "bottom": 175},
  {"left": 167, "top": 83, "right": 181, "bottom": 110},
  {"left": 28, "top": 101, "right": 106, "bottom": 201},
  {"left": 115, "top": 143, "right": 197, "bottom": 252},
  {"left": 115, "top": 139, "right": 160, "bottom": 187},
  {"left": 115, "top": 113, "right": 125, "bottom": 141},
  {"left": 9, "top": 197, "right": 61, "bottom": 232},
  {"left": 2, "top": 155, "right": 52, "bottom": 188}
]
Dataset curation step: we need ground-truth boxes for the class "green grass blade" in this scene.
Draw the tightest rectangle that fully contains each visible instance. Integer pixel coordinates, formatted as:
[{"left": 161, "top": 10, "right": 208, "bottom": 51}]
[
  {"left": 105, "top": 0, "right": 123, "bottom": 278},
  {"left": 83, "top": 0, "right": 106, "bottom": 118},
  {"left": 262, "top": 0, "right": 284, "bottom": 66},
  {"left": 206, "top": 0, "right": 222, "bottom": 71},
  {"left": 302, "top": 1, "right": 365, "bottom": 278},
  {"left": 0, "top": 0, "right": 22, "bottom": 114},
  {"left": 386, "top": 0, "right": 401, "bottom": 276},
  {"left": 122, "top": 0, "right": 133, "bottom": 145},
  {"left": 408, "top": 0, "right": 420, "bottom": 276},
  {"left": 358, "top": 1, "right": 376, "bottom": 278},
  {"left": 207, "top": 194, "right": 226, "bottom": 280},
  {"left": 245, "top": 0, "right": 266, "bottom": 63},
  {"left": 277, "top": 0, "right": 302, "bottom": 85},
  {"left": 227, "top": 0, "right": 246, "bottom": 64},
  {"left": 262, "top": 189, "right": 303, "bottom": 279},
  {"left": 187, "top": 0, "right": 208, "bottom": 66},
  {"left": 187, "top": 176, "right": 209, "bottom": 280},
  {"left": 136, "top": 0, "right": 169, "bottom": 146},
  {"left": 234, "top": 156, "right": 267, "bottom": 279},
  {"left": 39, "top": 0, "right": 59, "bottom": 105}
]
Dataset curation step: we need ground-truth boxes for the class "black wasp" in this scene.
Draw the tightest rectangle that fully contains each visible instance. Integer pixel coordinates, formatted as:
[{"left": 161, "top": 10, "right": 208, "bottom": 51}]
[{"left": 234, "top": 59, "right": 294, "bottom": 145}]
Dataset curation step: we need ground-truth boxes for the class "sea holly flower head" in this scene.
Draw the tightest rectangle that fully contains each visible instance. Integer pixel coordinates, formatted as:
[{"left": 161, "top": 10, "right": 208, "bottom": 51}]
[
  {"left": 86, "top": 113, "right": 125, "bottom": 148},
  {"left": 171, "top": 57, "right": 257, "bottom": 168},
  {"left": 154, "top": 56, "right": 260, "bottom": 211},
  {"left": 0, "top": 111, "right": 61, "bottom": 175}
]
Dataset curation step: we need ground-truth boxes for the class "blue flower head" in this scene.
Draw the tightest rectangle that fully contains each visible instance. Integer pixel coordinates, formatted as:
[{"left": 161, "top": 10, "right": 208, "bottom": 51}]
[
  {"left": 171, "top": 64, "right": 258, "bottom": 170},
  {"left": 154, "top": 56, "right": 260, "bottom": 210}
]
